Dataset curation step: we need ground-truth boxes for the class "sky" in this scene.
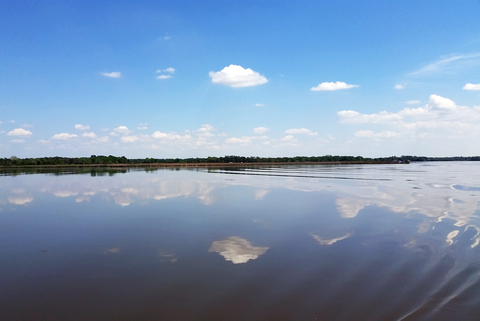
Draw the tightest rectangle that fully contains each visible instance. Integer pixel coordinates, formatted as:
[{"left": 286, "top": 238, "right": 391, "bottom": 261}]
[{"left": 2, "top": 0, "right": 480, "bottom": 158}]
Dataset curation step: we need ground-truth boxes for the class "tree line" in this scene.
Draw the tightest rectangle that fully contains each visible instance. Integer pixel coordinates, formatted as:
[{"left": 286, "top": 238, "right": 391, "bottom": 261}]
[{"left": 1, "top": 154, "right": 479, "bottom": 167}]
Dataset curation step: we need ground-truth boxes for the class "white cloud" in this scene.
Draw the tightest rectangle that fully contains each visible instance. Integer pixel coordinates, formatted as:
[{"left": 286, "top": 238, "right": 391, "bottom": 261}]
[
  {"left": 428, "top": 94, "right": 456, "bottom": 110},
  {"left": 310, "top": 81, "right": 359, "bottom": 91},
  {"left": 337, "top": 110, "right": 402, "bottom": 124},
  {"left": 354, "top": 130, "right": 399, "bottom": 138},
  {"left": 111, "top": 126, "right": 131, "bottom": 135},
  {"left": 253, "top": 127, "right": 269, "bottom": 134},
  {"left": 226, "top": 137, "right": 251, "bottom": 144},
  {"left": 285, "top": 128, "right": 318, "bottom": 136},
  {"left": 101, "top": 71, "right": 121, "bottom": 78},
  {"left": 209, "top": 65, "right": 268, "bottom": 88},
  {"left": 137, "top": 123, "right": 148, "bottom": 130},
  {"left": 280, "top": 135, "right": 299, "bottom": 145},
  {"left": 196, "top": 124, "right": 215, "bottom": 137},
  {"left": 51, "top": 133, "right": 77, "bottom": 140},
  {"left": 121, "top": 135, "right": 139, "bottom": 143},
  {"left": 339, "top": 94, "right": 480, "bottom": 139},
  {"left": 11, "top": 139, "right": 25, "bottom": 143},
  {"left": 406, "top": 100, "right": 421, "bottom": 105},
  {"left": 21, "top": 123, "right": 33, "bottom": 128},
  {"left": 152, "top": 131, "right": 168, "bottom": 139},
  {"left": 97, "top": 136, "right": 109, "bottom": 143},
  {"left": 156, "top": 75, "right": 172, "bottom": 79},
  {"left": 164, "top": 67, "right": 175, "bottom": 73},
  {"left": 152, "top": 131, "right": 191, "bottom": 141},
  {"left": 463, "top": 83, "right": 480, "bottom": 90},
  {"left": 82, "top": 132, "right": 97, "bottom": 138},
  {"left": 394, "top": 84, "right": 405, "bottom": 89},
  {"left": 8, "top": 120, "right": 15, "bottom": 123},
  {"left": 254, "top": 103, "right": 266, "bottom": 107},
  {"left": 7, "top": 128, "right": 32, "bottom": 136},
  {"left": 74, "top": 124, "right": 90, "bottom": 130}
]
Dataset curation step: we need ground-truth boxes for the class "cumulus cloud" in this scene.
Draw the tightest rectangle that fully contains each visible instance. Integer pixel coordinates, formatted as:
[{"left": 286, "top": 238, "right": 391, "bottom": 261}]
[
  {"left": 51, "top": 133, "right": 77, "bottom": 140},
  {"left": 111, "top": 126, "right": 131, "bottom": 135},
  {"left": 74, "top": 124, "right": 90, "bottom": 130},
  {"left": 394, "top": 84, "right": 405, "bottom": 89},
  {"left": 226, "top": 137, "right": 251, "bottom": 144},
  {"left": 285, "top": 128, "right": 318, "bottom": 136},
  {"left": 101, "top": 71, "right": 121, "bottom": 78},
  {"left": 7, "top": 128, "right": 32, "bottom": 136},
  {"left": 196, "top": 124, "right": 215, "bottom": 137},
  {"left": 152, "top": 131, "right": 191, "bottom": 142},
  {"left": 463, "top": 83, "right": 480, "bottom": 90},
  {"left": 337, "top": 110, "right": 402, "bottom": 124},
  {"left": 97, "top": 136, "right": 109, "bottom": 143},
  {"left": 406, "top": 100, "right": 421, "bottom": 105},
  {"left": 82, "top": 132, "right": 97, "bottom": 138},
  {"left": 310, "top": 81, "right": 359, "bottom": 91},
  {"left": 209, "top": 65, "right": 268, "bottom": 88},
  {"left": 158, "top": 67, "right": 175, "bottom": 73},
  {"left": 338, "top": 94, "right": 480, "bottom": 139},
  {"left": 253, "top": 127, "right": 269, "bottom": 134},
  {"left": 156, "top": 75, "right": 172, "bottom": 79},
  {"left": 121, "top": 135, "right": 139, "bottom": 143}
]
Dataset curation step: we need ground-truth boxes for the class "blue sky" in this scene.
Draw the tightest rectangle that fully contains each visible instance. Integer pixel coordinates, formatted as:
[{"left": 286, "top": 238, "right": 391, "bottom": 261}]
[{"left": 2, "top": 0, "right": 480, "bottom": 158}]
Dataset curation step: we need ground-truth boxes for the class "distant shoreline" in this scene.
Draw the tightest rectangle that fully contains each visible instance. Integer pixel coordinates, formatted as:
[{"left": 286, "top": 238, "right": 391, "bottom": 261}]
[{"left": 0, "top": 160, "right": 408, "bottom": 169}]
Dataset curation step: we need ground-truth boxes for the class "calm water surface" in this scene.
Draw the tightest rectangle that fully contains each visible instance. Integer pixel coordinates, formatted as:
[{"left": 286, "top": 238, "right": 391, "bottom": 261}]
[{"left": 1, "top": 162, "right": 480, "bottom": 320}]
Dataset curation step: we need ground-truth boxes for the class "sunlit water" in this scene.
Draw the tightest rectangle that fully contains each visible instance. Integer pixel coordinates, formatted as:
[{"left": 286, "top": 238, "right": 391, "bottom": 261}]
[{"left": 1, "top": 162, "right": 480, "bottom": 320}]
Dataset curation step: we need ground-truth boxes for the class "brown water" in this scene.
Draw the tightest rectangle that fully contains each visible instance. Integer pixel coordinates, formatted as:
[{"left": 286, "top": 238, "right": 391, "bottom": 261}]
[{"left": 1, "top": 162, "right": 480, "bottom": 320}]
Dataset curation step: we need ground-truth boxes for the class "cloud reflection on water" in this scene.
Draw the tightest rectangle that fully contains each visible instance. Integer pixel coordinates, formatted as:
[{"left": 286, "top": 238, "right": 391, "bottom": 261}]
[{"left": 209, "top": 236, "right": 269, "bottom": 264}]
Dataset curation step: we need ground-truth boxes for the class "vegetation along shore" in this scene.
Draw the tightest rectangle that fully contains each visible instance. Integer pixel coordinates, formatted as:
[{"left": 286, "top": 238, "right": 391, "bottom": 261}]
[{"left": 1, "top": 155, "right": 480, "bottom": 168}]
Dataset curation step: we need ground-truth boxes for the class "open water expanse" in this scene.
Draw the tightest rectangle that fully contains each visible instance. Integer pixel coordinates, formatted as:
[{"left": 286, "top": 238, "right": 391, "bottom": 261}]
[{"left": 1, "top": 162, "right": 480, "bottom": 320}]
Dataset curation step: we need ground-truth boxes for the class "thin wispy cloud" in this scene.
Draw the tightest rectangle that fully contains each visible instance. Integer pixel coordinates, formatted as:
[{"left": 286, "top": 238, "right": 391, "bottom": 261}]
[
  {"left": 409, "top": 53, "right": 480, "bottom": 76},
  {"left": 254, "top": 103, "right": 266, "bottom": 107},
  {"left": 310, "top": 81, "right": 359, "bottom": 91},
  {"left": 156, "top": 75, "right": 172, "bottom": 79},
  {"left": 394, "top": 84, "right": 405, "bottom": 89},
  {"left": 406, "top": 100, "right": 421, "bottom": 104},
  {"left": 101, "top": 71, "right": 121, "bottom": 78}
]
